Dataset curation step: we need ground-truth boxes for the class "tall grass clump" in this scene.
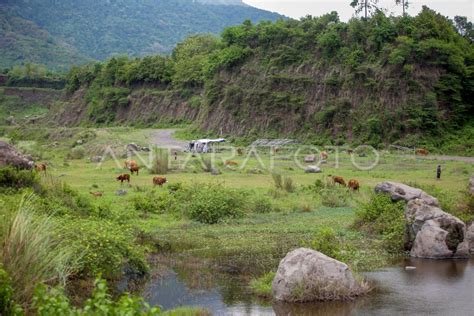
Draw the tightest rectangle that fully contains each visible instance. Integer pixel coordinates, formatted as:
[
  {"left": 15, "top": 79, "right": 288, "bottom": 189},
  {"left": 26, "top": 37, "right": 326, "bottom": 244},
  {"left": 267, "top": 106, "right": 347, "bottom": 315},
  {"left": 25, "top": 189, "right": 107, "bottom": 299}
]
[
  {"left": 272, "top": 172, "right": 296, "bottom": 193},
  {"left": 1, "top": 195, "right": 76, "bottom": 307},
  {"left": 150, "top": 147, "right": 169, "bottom": 174}
]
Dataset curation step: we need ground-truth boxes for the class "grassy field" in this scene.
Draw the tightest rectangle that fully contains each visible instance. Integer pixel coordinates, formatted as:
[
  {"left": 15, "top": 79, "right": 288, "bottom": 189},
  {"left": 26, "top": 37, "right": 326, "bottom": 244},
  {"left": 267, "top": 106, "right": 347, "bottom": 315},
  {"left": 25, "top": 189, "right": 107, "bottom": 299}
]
[{"left": 1, "top": 127, "right": 473, "bottom": 310}]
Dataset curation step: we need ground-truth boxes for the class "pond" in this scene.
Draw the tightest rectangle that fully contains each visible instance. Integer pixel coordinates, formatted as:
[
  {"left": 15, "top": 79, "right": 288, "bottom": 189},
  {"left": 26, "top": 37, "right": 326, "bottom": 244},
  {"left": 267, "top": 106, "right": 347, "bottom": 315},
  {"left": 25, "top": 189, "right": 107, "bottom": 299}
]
[{"left": 121, "top": 257, "right": 474, "bottom": 315}]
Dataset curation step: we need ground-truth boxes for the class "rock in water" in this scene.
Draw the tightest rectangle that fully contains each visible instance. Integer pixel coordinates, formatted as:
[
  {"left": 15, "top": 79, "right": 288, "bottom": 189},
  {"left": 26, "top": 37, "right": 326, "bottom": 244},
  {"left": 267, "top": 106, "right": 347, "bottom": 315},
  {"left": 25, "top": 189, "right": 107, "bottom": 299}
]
[
  {"left": 0, "top": 141, "right": 34, "bottom": 169},
  {"left": 375, "top": 181, "right": 439, "bottom": 206},
  {"left": 405, "top": 199, "right": 469, "bottom": 258},
  {"left": 272, "top": 248, "right": 366, "bottom": 302}
]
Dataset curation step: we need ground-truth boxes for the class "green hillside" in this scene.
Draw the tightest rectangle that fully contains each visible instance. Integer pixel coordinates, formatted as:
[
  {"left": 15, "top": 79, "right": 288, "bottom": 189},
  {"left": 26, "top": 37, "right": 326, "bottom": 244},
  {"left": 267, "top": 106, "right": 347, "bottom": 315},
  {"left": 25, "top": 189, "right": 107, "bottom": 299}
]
[
  {"left": 0, "top": 0, "right": 282, "bottom": 68},
  {"left": 55, "top": 7, "right": 473, "bottom": 152},
  {"left": 0, "top": 9, "right": 91, "bottom": 71}
]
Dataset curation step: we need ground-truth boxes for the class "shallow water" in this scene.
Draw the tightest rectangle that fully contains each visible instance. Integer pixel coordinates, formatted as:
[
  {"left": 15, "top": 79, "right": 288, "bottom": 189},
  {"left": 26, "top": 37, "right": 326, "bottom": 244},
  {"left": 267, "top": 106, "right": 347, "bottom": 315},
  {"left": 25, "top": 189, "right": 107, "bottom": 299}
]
[{"left": 136, "top": 258, "right": 474, "bottom": 315}]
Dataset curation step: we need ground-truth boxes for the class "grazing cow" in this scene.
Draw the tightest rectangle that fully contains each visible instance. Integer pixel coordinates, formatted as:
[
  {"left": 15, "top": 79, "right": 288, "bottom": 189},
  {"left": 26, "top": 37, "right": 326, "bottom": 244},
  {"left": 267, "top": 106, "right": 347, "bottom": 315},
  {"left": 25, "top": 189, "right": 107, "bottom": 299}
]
[
  {"left": 332, "top": 176, "right": 346, "bottom": 187},
  {"left": 347, "top": 149, "right": 354, "bottom": 155},
  {"left": 153, "top": 176, "right": 167, "bottom": 186},
  {"left": 416, "top": 148, "right": 429, "bottom": 156},
  {"left": 237, "top": 148, "right": 244, "bottom": 156},
  {"left": 348, "top": 179, "right": 360, "bottom": 191},
  {"left": 225, "top": 160, "right": 238, "bottom": 166},
  {"left": 321, "top": 151, "right": 329, "bottom": 160},
  {"left": 124, "top": 160, "right": 138, "bottom": 169},
  {"left": 35, "top": 163, "right": 47, "bottom": 173},
  {"left": 89, "top": 191, "right": 103, "bottom": 197},
  {"left": 116, "top": 174, "right": 130, "bottom": 184},
  {"left": 129, "top": 165, "right": 140, "bottom": 175}
]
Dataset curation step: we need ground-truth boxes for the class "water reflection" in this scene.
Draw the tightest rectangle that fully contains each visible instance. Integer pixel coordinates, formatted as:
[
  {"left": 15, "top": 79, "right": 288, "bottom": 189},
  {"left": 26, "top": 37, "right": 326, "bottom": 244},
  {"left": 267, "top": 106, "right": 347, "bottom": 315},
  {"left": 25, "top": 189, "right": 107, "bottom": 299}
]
[{"left": 134, "top": 258, "right": 474, "bottom": 315}]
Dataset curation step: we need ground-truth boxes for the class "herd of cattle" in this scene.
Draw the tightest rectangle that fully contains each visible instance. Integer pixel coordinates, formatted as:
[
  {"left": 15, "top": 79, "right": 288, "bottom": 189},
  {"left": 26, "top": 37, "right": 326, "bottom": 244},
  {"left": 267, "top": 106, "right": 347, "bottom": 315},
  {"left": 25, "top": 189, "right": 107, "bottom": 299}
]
[{"left": 32, "top": 146, "right": 432, "bottom": 198}]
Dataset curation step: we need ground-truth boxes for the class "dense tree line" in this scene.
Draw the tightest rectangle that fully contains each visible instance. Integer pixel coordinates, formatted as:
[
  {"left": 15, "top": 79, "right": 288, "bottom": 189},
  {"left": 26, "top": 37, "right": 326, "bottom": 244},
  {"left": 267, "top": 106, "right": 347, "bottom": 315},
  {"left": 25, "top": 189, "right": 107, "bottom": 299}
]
[{"left": 62, "top": 7, "right": 472, "bottom": 144}]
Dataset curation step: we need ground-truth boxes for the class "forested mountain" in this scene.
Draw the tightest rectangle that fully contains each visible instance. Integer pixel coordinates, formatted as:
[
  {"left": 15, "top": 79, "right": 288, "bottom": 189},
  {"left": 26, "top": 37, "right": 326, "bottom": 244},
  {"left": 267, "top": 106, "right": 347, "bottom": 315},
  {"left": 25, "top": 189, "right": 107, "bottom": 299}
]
[
  {"left": 51, "top": 7, "right": 473, "bottom": 151},
  {"left": 0, "top": 9, "right": 91, "bottom": 71},
  {"left": 0, "top": 0, "right": 282, "bottom": 70}
]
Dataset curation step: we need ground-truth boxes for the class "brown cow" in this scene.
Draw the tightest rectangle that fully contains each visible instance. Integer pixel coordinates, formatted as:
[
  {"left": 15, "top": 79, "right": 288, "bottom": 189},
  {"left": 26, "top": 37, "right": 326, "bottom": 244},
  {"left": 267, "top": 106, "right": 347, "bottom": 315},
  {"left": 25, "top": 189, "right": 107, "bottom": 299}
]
[
  {"left": 321, "top": 151, "right": 329, "bottom": 160},
  {"left": 224, "top": 160, "right": 238, "bottom": 166},
  {"left": 153, "top": 176, "right": 167, "bottom": 186},
  {"left": 129, "top": 165, "right": 140, "bottom": 175},
  {"left": 237, "top": 148, "right": 244, "bottom": 156},
  {"left": 124, "top": 160, "right": 137, "bottom": 169},
  {"left": 332, "top": 176, "right": 346, "bottom": 187},
  {"left": 348, "top": 179, "right": 360, "bottom": 191},
  {"left": 116, "top": 174, "right": 130, "bottom": 184},
  {"left": 89, "top": 191, "right": 103, "bottom": 197},
  {"left": 416, "top": 148, "right": 429, "bottom": 156},
  {"left": 35, "top": 163, "right": 47, "bottom": 173},
  {"left": 347, "top": 149, "right": 354, "bottom": 155}
]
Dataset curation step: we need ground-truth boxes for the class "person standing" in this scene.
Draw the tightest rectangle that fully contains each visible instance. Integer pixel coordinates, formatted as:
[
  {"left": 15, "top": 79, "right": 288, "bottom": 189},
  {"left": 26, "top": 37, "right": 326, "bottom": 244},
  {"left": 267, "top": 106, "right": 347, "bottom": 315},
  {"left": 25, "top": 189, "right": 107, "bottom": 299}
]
[{"left": 436, "top": 165, "right": 442, "bottom": 180}]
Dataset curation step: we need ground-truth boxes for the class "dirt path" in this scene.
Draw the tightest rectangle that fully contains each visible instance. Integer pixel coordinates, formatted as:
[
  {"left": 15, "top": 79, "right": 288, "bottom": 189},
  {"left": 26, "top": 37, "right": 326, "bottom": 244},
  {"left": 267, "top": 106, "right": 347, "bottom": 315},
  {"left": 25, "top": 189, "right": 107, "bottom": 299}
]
[
  {"left": 403, "top": 155, "right": 474, "bottom": 163},
  {"left": 150, "top": 129, "right": 188, "bottom": 150}
]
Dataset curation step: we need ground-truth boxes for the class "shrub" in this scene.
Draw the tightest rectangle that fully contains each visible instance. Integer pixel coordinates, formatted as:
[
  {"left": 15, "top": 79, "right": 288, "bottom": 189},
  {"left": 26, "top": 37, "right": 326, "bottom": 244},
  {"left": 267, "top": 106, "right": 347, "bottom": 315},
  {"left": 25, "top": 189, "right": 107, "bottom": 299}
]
[
  {"left": 320, "top": 187, "right": 349, "bottom": 207},
  {"left": 354, "top": 193, "right": 405, "bottom": 253},
  {"left": 310, "top": 228, "right": 341, "bottom": 259},
  {"left": 63, "top": 219, "right": 148, "bottom": 277},
  {"left": 252, "top": 196, "right": 273, "bottom": 214},
  {"left": 32, "top": 278, "right": 161, "bottom": 315},
  {"left": 133, "top": 190, "right": 176, "bottom": 215},
  {"left": 150, "top": 148, "right": 169, "bottom": 174},
  {"left": 0, "top": 167, "right": 38, "bottom": 190},
  {"left": 1, "top": 195, "right": 76, "bottom": 307},
  {"left": 0, "top": 268, "right": 24, "bottom": 316},
  {"left": 183, "top": 184, "right": 244, "bottom": 224},
  {"left": 68, "top": 146, "right": 85, "bottom": 159},
  {"left": 250, "top": 271, "right": 275, "bottom": 298}
]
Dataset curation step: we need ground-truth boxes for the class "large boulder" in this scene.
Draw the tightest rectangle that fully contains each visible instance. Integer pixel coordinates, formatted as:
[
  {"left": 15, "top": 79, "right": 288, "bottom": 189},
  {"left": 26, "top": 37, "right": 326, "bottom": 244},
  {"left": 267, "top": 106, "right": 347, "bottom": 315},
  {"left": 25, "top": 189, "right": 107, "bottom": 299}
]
[
  {"left": 375, "top": 181, "right": 439, "bottom": 206},
  {"left": 0, "top": 141, "right": 34, "bottom": 169},
  {"left": 272, "top": 248, "right": 367, "bottom": 302},
  {"left": 405, "top": 199, "right": 469, "bottom": 258},
  {"left": 467, "top": 223, "right": 474, "bottom": 254}
]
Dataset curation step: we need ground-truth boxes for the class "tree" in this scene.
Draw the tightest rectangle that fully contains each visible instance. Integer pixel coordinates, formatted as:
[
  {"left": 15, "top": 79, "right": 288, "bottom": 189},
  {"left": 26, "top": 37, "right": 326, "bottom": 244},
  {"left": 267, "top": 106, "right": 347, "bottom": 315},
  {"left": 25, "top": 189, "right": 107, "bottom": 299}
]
[
  {"left": 395, "top": 0, "right": 409, "bottom": 16},
  {"left": 350, "top": 0, "right": 379, "bottom": 19},
  {"left": 454, "top": 16, "right": 474, "bottom": 42}
]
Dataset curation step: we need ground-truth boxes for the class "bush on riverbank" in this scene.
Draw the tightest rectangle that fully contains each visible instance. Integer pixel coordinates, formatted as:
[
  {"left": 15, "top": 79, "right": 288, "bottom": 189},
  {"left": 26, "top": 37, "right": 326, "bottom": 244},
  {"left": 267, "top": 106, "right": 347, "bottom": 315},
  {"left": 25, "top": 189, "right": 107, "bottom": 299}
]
[{"left": 354, "top": 193, "right": 405, "bottom": 253}]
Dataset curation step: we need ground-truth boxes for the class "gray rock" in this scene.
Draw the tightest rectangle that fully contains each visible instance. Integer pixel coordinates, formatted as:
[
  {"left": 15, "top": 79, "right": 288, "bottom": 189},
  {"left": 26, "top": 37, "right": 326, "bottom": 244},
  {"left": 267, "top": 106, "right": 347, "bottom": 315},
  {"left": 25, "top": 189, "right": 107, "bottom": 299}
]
[
  {"left": 272, "top": 248, "right": 366, "bottom": 302},
  {"left": 305, "top": 166, "right": 322, "bottom": 173},
  {"left": 0, "top": 141, "right": 35, "bottom": 169},
  {"left": 405, "top": 199, "right": 468, "bottom": 259},
  {"left": 90, "top": 156, "right": 103, "bottom": 163},
  {"left": 375, "top": 182, "right": 439, "bottom": 206},
  {"left": 127, "top": 143, "right": 140, "bottom": 152},
  {"left": 141, "top": 146, "right": 151, "bottom": 152},
  {"left": 76, "top": 139, "right": 84, "bottom": 145},
  {"left": 304, "top": 154, "right": 316, "bottom": 163},
  {"left": 115, "top": 190, "right": 128, "bottom": 196},
  {"left": 467, "top": 223, "right": 474, "bottom": 254}
]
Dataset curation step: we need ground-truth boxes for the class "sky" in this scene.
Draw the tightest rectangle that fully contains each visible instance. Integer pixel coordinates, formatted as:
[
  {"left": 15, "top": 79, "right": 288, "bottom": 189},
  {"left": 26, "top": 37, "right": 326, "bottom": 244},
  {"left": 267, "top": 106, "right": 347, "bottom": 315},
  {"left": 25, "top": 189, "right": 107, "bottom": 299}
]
[{"left": 243, "top": 0, "right": 473, "bottom": 21}]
